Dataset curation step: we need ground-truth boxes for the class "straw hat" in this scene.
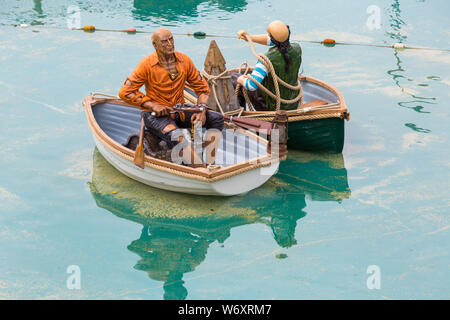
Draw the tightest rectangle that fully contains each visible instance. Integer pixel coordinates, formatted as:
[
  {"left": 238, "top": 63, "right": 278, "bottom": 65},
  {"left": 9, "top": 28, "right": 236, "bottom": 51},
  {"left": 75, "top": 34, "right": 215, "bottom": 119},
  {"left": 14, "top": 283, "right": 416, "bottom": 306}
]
[{"left": 267, "top": 20, "right": 289, "bottom": 42}]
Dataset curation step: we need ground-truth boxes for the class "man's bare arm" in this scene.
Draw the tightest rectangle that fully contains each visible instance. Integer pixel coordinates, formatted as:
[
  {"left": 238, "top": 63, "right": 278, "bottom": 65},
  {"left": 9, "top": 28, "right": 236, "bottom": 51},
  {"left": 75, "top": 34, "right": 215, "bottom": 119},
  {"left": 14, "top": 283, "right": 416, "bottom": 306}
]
[
  {"left": 197, "top": 93, "right": 209, "bottom": 105},
  {"left": 119, "top": 78, "right": 149, "bottom": 107},
  {"left": 237, "top": 30, "right": 269, "bottom": 45},
  {"left": 119, "top": 79, "right": 172, "bottom": 116}
]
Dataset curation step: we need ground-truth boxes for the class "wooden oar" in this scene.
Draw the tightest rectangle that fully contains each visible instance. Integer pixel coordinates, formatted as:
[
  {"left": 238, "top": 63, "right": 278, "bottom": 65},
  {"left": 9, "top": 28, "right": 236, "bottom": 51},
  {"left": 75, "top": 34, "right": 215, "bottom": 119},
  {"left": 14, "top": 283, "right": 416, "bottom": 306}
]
[
  {"left": 224, "top": 115, "right": 273, "bottom": 133},
  {"left": 134, "top": 117, "right": 145, "bottom": 169}
]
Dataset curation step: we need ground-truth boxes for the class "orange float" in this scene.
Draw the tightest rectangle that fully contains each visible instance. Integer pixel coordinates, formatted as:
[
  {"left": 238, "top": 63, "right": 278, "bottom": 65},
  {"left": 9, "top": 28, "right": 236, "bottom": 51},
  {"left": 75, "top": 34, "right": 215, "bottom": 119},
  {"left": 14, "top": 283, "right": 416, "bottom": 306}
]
[
  {"left": 323, "top": 38, "right": 335, "bottom": 45},
  {"left": 83, "top": 25, "right": 95, "bottom": 32}
]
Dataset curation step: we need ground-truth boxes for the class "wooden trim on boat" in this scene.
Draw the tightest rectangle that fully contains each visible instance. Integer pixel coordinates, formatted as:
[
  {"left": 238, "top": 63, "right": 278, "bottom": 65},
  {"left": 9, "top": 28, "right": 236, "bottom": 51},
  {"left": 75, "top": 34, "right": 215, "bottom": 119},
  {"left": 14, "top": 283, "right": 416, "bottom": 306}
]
[
  {"left": 83, "top": 95, "right": 280, "bottom": 182},
  {"left": 301, "top": 74, "right": 347, "bottom": 113},
  {"left": 240, "top": 75, "right": 348, "bottom": 118},
  {"left": 199, "top": 70, "right": 349, "bottom": 121}
]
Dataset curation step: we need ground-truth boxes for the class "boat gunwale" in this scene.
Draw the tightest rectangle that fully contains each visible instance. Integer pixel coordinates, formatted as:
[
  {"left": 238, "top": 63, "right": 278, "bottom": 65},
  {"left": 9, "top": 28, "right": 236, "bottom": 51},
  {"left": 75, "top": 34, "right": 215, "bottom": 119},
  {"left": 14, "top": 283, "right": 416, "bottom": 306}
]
[
  {"left": 83, "top": 95, "right": 281, "bottom": 182},
  {"left": 190, "top": 70, "right": 348, "bottom": 120}
]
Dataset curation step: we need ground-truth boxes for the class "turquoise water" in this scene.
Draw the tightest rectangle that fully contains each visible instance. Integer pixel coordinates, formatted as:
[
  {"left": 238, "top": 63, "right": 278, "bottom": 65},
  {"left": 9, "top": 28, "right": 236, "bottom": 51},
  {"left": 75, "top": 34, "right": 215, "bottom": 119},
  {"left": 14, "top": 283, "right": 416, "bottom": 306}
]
[{"left": 0, "top": 0, "right": 449, "bottom": 299}]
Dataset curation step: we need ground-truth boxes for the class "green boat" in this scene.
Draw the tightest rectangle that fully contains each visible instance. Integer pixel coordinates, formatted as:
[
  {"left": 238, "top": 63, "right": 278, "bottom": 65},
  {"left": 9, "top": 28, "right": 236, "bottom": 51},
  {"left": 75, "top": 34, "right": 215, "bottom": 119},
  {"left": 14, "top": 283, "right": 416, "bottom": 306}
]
[
  {"left": 185, "top": 74, "right": 349, "bottom": 153},
  {"left": 236, "top": 75, "right": 349, "bottom": 153}
]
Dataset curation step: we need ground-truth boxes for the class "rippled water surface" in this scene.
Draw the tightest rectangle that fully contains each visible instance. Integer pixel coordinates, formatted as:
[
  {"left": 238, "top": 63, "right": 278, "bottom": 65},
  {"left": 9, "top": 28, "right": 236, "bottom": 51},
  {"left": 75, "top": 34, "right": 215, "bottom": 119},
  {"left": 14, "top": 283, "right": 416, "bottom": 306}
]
[{"left": 0, "top": 0, "right": 449, "bottom": 299}]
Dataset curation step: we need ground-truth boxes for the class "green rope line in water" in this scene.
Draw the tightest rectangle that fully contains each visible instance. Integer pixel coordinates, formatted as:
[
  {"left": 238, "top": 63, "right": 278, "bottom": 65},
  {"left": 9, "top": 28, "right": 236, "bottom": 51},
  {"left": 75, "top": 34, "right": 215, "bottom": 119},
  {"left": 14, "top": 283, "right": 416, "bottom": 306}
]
[{"left": 4, "top": 23, "right": 450, "bottom": 52}]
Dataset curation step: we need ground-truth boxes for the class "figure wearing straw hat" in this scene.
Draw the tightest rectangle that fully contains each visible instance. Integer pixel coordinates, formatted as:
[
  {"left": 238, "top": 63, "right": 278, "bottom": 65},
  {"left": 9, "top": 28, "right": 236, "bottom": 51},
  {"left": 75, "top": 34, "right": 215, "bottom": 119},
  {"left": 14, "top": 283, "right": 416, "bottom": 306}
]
[{"left": 233, "top": 21, "right": 303, "bottom": 111}]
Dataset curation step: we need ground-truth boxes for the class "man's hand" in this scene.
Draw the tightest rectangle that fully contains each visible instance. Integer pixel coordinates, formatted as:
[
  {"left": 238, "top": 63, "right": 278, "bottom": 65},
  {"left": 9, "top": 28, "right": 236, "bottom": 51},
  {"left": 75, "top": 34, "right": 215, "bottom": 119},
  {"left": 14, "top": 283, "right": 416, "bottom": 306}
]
[
  {"left": 142, "top": 101, "right": 173, "bottom": 117},
  {"left": 191, "top": 109, "right": 207, "bottom": 125},
  {"left": 237, "top": 75, "right": 246, "bottom": 86},
  {"left": 237, "top": 30, "right": 249, "bottom": 41},
  {"left": 152, "top": 105, "right": 173, "bottom": 117}
]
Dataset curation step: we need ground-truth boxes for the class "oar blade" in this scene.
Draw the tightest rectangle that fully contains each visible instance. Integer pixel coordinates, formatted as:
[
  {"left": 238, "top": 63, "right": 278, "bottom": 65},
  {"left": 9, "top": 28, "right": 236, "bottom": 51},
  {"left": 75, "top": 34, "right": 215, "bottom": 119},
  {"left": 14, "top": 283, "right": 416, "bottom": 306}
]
[{"left": 133, "top": 144, "right": 145, "bottom": 169}]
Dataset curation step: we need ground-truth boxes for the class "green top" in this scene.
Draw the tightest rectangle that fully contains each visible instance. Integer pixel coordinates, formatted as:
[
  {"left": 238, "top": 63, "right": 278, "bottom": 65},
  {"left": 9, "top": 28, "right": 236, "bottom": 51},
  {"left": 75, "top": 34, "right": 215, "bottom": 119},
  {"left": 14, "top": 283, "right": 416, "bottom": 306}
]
[{"left": 261, "top": 42, "right": 302, "bottom": 110}]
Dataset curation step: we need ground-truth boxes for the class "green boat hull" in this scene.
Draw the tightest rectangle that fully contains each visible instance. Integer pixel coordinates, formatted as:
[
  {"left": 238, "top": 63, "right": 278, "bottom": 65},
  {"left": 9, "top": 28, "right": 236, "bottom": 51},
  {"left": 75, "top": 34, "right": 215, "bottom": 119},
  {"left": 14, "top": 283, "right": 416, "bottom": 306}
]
[{"left": 287, "top": 117, "right": 345, "bottom": 153}]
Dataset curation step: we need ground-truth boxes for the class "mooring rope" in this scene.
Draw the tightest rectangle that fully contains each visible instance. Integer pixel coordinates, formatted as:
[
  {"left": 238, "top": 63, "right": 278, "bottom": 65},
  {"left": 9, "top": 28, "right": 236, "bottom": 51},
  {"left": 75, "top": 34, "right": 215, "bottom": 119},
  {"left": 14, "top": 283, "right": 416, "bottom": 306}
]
[
  {"left": 233, "top": 62, "right": 256, "bottom": 112},
  {"left": 200, "top": 68, "right": 230, "bottom": 115},
  {"left": 200, "top": 68, "right": 245, "bottom": 116}
]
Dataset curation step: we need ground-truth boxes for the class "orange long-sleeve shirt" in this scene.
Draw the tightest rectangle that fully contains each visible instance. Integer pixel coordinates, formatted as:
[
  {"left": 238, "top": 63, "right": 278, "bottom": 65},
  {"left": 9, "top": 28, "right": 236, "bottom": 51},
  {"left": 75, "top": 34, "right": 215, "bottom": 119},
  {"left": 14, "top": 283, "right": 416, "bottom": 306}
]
[{"left": 118, "top": 51, "right": 210, "bottom": 108}]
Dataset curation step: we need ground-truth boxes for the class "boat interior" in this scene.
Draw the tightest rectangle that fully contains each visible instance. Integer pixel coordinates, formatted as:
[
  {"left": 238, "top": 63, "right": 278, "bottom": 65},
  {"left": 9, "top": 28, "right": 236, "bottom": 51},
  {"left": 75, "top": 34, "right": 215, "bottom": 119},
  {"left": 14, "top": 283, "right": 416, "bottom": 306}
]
[{"left": 92, "top": 102, "right": 269, "bottom": 168}]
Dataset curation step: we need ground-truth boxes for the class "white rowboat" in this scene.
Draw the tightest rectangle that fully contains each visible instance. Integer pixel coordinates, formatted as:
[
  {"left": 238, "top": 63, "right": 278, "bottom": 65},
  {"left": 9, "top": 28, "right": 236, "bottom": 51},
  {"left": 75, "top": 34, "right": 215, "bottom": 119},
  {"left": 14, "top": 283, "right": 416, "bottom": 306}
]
[{"left": 83, "top": 95, "right": 283, "bottom": 196}]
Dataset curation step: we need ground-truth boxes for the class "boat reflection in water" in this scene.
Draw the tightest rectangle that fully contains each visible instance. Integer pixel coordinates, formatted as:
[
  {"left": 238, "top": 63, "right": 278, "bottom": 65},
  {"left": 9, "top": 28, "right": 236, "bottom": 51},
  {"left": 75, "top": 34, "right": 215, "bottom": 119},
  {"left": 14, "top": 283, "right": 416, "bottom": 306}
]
[{"left": 89, "top": 148, "right": 350, "bottom": 299}]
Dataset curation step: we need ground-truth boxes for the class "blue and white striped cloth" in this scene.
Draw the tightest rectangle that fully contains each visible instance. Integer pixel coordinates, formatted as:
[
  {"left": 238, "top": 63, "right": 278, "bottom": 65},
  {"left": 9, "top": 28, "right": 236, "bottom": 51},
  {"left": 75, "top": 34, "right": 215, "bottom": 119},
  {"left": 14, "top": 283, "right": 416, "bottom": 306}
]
[
  {"left": 243, "top": 37, "right": 274, "bottom": 91},
  {"left": 243, "top": 61, "right": 268, "bottom": 91}
]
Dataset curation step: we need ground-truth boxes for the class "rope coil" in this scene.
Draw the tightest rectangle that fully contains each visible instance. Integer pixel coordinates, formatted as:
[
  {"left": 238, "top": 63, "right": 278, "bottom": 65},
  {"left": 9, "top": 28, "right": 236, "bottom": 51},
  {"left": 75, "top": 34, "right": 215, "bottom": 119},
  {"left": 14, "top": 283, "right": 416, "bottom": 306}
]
[{"left": 201, "top": 68, "right": 244, "bottom": 116}]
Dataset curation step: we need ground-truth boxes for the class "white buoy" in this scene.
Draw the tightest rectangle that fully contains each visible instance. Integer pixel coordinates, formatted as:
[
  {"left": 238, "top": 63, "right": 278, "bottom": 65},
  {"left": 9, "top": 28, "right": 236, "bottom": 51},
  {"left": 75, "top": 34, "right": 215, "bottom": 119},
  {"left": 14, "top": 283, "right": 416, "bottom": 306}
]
[
  {"left": 393, "top": 43, "right": 405, "bottom": 49},
  {"left": 20, "top": 24, "right": 28, "bottom": 28}
]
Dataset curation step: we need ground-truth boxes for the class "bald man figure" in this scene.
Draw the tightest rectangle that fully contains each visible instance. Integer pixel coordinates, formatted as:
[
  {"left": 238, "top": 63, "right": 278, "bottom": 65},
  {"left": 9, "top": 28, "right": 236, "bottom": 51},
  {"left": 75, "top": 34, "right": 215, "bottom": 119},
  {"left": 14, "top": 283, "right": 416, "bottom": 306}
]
[
  {"left": 119, "top": 28, "right": 224, "bottom": 167},
  {"left": 233, "top": 21, "right": 302, "bottom": 111}
]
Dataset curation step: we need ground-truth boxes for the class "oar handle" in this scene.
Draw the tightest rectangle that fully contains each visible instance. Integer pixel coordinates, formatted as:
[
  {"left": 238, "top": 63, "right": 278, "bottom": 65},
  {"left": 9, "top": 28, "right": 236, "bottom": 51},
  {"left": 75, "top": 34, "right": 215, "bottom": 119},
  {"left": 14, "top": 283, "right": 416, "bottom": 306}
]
[{"left": 138, "top": 116, "right": 145, "bottom": 145}]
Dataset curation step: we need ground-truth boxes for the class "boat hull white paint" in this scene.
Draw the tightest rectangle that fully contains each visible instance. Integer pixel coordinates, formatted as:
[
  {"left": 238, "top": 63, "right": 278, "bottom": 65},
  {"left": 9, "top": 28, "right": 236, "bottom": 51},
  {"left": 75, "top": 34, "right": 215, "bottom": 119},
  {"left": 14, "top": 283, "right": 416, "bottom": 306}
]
[{"left": 93, "top": 135, "right": 279, "bottom": 196}]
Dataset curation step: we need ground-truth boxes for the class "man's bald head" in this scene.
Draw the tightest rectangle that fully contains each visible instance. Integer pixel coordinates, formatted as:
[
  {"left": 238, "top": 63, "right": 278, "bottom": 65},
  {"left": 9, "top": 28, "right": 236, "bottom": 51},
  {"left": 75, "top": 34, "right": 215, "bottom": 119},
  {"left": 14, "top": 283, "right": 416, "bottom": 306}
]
[
  {"left": 152, "top": 28, "right": 172, "bottom": 42},
  {"left": 152, "top": 28, "right": 175, "bottom": 55}
]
